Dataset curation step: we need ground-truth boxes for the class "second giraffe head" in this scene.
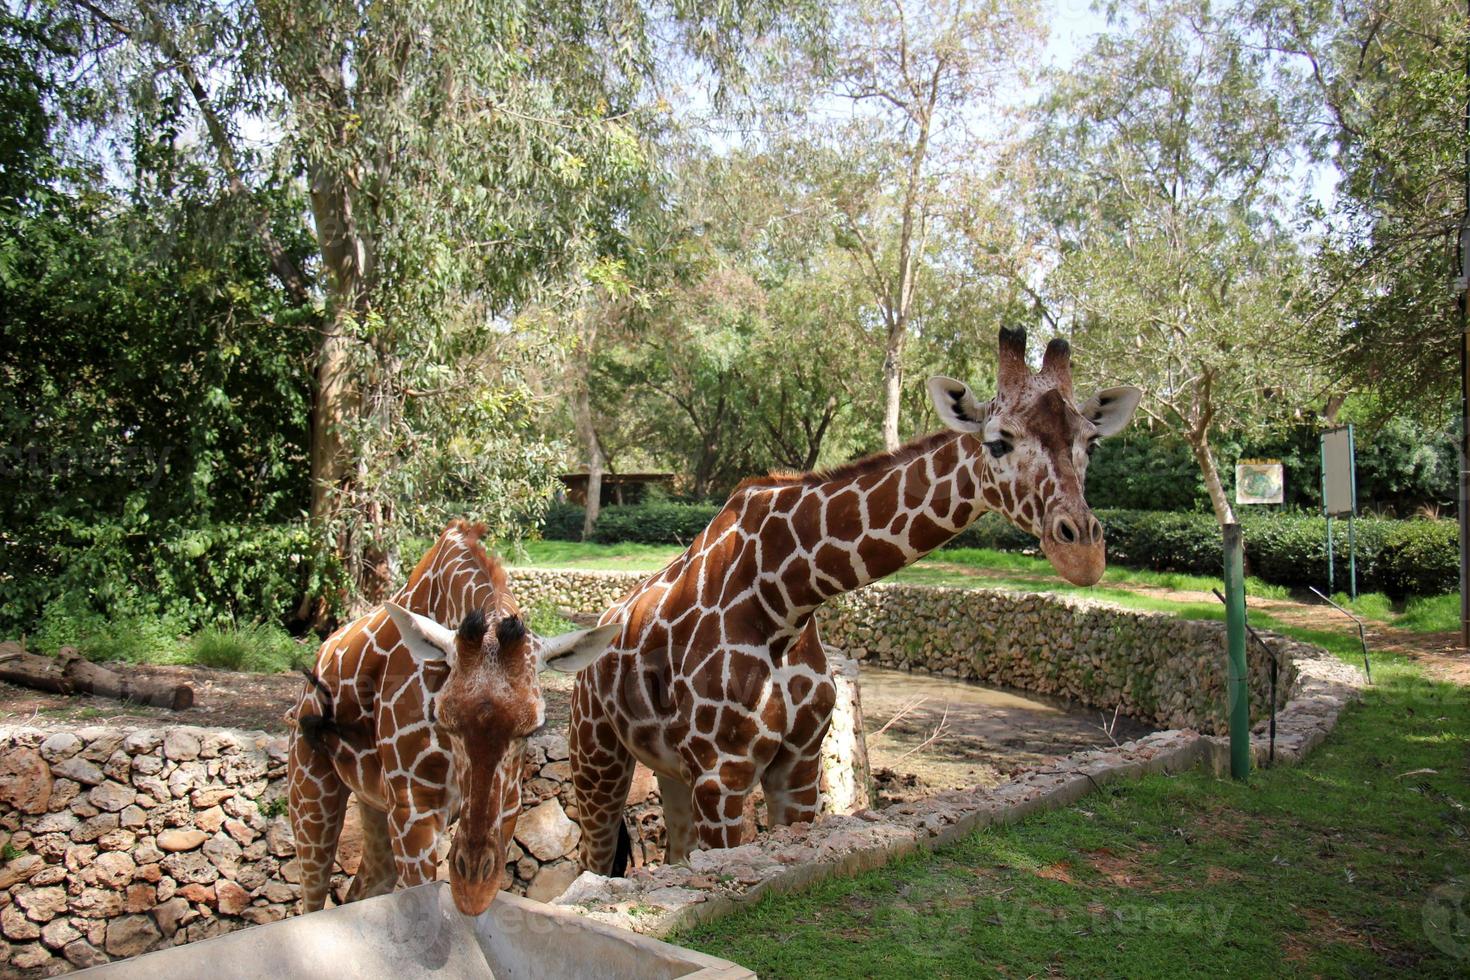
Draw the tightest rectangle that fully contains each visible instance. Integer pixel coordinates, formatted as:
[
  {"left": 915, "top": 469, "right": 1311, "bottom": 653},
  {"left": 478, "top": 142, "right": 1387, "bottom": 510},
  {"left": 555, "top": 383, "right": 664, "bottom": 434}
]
[{"left": 384, "top": 602, "right": 618, "bottom": 915}]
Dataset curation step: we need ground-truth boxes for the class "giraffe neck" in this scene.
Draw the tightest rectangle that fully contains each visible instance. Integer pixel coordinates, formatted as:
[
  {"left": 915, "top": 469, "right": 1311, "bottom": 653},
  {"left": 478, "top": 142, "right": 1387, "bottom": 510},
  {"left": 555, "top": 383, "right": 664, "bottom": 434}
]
[
  {"left": 394, "top": 521, "right": 513, "bottom": 626},
  {"left": 755, "top": 429, "right": 1009, "bottom": 623}
]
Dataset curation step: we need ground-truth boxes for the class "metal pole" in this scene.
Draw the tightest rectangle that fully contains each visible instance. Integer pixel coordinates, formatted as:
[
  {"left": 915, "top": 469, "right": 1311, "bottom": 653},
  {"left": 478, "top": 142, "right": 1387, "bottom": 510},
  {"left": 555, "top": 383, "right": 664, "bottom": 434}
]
[
  {"left": 1348, "top": 514, "right": 1358, "bottom": 601},
  {"left": 1460, "top": 0, "right": 1470, "bottom": 650},
  {"left": 1347, "top": 424, "right": 1358, "bottom": 601},
  {"left": 1223, "top": 523, "right": 1250, "bottom": 780},
  {"left": 1321, "top": 434, "right": 1334, "bottom": 595},
  {"left": 1326, "top": 515, "right": 1335, "bottom": 595}
]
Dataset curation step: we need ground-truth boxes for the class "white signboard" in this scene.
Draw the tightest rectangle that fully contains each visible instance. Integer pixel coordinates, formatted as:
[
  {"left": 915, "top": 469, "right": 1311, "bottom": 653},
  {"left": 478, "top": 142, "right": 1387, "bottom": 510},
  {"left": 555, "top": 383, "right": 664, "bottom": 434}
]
[
  {"left": 1321, "top": 427, "right": 1356, "bottom": 517},
  {"left": 1236, "top": 461, "right": 1284, "bottom": 505}
]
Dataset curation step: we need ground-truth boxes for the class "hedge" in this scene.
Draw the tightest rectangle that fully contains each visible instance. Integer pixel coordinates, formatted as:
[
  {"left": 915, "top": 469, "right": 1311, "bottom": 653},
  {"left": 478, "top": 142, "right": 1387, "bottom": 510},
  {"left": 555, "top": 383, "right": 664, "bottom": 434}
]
[{"left": 544, "top": 502, "right": 1459, "bottom": 597}]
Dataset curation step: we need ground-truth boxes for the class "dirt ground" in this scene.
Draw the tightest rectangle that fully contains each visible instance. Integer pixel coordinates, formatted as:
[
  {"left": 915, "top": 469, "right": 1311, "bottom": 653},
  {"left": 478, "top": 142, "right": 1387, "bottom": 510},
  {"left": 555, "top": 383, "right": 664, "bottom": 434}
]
[{"left": 0, "top": 664, "right": 582, "bottom": 736}]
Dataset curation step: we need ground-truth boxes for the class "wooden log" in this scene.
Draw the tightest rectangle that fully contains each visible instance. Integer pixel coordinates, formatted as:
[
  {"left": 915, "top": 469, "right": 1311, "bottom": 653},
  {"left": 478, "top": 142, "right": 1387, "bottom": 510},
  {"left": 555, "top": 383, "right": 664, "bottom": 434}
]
[
  {"left": 0, "top": 643, "right": 71, "bottom": 694},
  {"left": 0, "top": 642, "right": 194, "bottom": 710}
]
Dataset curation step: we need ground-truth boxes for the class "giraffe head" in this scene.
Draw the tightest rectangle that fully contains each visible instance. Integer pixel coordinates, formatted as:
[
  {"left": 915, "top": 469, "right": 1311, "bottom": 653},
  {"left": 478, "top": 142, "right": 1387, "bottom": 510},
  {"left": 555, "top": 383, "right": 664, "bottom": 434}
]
[
  {"left": 928, "top": 327, "right": 1141, "bottom": 586},
  {"left": 383, "top": 602, "right": 618, "bottom": 915}
]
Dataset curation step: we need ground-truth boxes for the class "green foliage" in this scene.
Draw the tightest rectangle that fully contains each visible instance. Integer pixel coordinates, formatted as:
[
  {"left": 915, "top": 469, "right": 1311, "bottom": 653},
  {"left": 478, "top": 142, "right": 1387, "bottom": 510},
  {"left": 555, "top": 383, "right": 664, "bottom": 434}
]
[
  {"left": 4, "top": 517, "right": 342, "bottom": 645},
  {"left": 581, "top": 501, "right": 725, "bottom": 546},
  {"left": 1376, "top": 520, "right": 1460, "bottom": 598},
  {"left": 258, "top": 796, "right": 288, "bottom": 819},
  {"left": 525, "top": 602, "right": 577, "bottom": 638},
  {"left": 188, "top": 624, "right": 311, "bottom": 674},
  {"left": 1, "top": 842, "right": 21, "bottom": 862}
]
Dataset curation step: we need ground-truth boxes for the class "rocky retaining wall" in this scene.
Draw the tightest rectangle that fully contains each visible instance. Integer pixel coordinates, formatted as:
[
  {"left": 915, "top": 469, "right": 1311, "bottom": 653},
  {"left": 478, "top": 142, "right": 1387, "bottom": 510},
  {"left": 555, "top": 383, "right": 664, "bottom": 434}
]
[
  {"left": 0, "top": 725, "right": 653, "bottom": 975},
  {"left": 510, "top": 569, "right": 1299, "bottom": 734}
]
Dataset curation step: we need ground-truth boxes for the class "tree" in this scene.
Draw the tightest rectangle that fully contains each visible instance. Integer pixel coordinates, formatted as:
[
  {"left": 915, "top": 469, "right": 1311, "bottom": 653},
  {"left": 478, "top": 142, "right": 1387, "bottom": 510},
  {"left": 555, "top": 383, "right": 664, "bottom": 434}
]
[
  {"left": 1252, "top": 0, "right": 1465, "bottom": 421},
  {"left": 67, "top": 0, "right": 813, "bottom": 607},
  {"left": 1025, "top": 0, "right": 1323, "bottom": 524},
  {"left": 771, "top": 0, "right": 1041, "bottom": 449}
]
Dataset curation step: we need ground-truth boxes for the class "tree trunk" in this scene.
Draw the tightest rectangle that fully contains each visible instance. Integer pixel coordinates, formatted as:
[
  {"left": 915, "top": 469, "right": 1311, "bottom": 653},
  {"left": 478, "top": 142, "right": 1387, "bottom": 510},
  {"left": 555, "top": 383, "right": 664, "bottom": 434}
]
[
  {"left": 1190, "top": 435, "right": 1237, "bottom": 525},
  {"left": 880, "top": 331, "right": 905, "bottom": 451},
  {"left": 582, "top": 436, "right": 605, "bottom": 541},
  {"left": 303, "top": 168, "right": 369, "bottom": 611}
]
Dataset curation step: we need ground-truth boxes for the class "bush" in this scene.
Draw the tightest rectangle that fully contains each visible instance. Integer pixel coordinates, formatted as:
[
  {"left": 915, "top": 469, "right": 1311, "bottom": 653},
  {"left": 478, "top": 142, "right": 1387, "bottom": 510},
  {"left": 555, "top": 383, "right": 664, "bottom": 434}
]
[
  {"left": 1377, "top": 520, "right": 1459, "bottom": 598},
  {"left": 188, "top": 623, "right": 312, "bottom": 673},
  {"left": 2, "top": 516, "right": 344, "bottom": 644},
  {"left": 544, "top": 501, "right": 722, "bottom": 546}
]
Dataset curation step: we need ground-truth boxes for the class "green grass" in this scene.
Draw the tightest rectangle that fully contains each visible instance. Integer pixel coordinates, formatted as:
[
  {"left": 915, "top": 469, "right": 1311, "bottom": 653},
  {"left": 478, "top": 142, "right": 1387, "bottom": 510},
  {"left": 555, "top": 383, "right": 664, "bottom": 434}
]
[
  {"left": 1398, "top": 593, "right": 1461, "bottom": 634},
  {"left": 186, "top": 623, "right": 312, "bottom": 673},
  {"left": 1325, "top": 591, "right": 1462, "bottom": 636},
  {"left": 678, "top": 643, "right": 1470, "bottom": 977}
]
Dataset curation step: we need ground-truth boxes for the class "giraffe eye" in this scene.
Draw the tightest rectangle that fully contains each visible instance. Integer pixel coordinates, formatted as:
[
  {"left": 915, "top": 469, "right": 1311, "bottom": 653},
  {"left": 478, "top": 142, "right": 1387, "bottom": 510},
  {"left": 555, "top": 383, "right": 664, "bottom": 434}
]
[
  {"left": 1086, "top": 438, "right": 1099, "bottom": 457},
  {"left": 985, "top": 439, "right": 1012, "bottom": 459}
]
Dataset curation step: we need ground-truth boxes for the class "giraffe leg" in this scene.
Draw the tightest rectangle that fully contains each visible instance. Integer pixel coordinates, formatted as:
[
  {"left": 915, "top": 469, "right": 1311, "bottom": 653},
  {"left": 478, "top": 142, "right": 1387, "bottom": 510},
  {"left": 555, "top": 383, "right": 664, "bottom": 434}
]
[
  {"left": 570, "top": 680, "right": 637, "bottom": 874},
  {"left": 386, "top": 795, "right": 444, "bottom": 888},
  {"left": 690, "top": 770, "right": 757, "bottom": 851},
  {"left": 345, "top": 799, "right": 397, "bottom": 902},
  {"left": 764, "top": 623, "right": 837, "bottom": 827},
  {"left": 655, "top": 773, "right": 696, "bottom": 865},
  {"left": 287, "top": 731, "right": 350, "bottom": 914},
  {"left": 761, "top": 744, "right": 825, "bottom": 827}
]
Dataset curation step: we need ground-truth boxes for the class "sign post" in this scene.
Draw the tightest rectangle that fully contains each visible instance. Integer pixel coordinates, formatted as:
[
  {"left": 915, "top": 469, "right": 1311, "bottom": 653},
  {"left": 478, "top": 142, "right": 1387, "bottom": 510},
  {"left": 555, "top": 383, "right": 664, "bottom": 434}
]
[{"left": 1320, "top": 426, "right": 1358, "bottom": 600}]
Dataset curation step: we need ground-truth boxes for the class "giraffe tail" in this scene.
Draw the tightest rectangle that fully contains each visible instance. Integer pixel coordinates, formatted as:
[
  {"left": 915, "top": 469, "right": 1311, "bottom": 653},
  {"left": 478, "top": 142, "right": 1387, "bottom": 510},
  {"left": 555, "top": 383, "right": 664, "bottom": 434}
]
[
  {"left": 611, "top": 814, "right": 633, "bottom": 878},
  {"left": 297, "top": 668, "right": 340, "bottom": 751}
]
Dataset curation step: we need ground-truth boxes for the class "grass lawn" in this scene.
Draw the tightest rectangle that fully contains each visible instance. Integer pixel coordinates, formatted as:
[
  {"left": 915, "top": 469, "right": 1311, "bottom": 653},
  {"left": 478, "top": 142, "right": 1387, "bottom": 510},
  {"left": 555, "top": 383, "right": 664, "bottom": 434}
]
[
  {"left": 676, "top": 635, "right": 1470, "bottom": 977},
  {"left": 513, "top": 539, "right": 1457, "bottom": 636}
]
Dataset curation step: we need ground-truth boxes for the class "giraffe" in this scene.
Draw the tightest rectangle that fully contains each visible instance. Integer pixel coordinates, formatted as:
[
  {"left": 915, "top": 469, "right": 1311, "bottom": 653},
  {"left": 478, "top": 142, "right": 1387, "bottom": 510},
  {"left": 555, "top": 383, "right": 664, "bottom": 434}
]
[
  {"left": 570, "top": 327, "right": 1142, "bottom": 872},
  {"left": 286, "top": 520, "right": 618, "bottom": 915}
]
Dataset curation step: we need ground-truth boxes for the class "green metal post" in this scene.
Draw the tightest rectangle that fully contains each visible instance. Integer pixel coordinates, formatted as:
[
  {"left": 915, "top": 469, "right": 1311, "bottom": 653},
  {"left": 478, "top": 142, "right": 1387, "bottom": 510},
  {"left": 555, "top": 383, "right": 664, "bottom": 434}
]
[
  {"left": 1223, "top": 523, "right": 1250, "bottom": 780},
  {"left": 1347, "top": 424, "right": 1359, "bottom": 601}
]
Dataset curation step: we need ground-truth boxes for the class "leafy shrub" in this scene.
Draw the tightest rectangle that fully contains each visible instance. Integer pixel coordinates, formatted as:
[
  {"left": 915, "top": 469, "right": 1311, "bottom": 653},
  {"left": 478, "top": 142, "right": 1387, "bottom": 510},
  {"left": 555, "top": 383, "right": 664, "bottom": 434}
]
[
  {"left": 1376, "top": 520, "right": 1459, "bottom": 598},
  {"left": 1, "top": 516, "right": 344, "bottom": 642},
  {"left": 544, "top": 501, "right": 723, "bottom": 546}
]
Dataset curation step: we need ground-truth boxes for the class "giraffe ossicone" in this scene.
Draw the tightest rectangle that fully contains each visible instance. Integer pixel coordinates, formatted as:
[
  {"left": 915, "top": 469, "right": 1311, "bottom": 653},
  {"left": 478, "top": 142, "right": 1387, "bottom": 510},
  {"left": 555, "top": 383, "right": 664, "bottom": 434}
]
[
  {"left": 569, "top": 327, "right": 1142, "bottom": 874},
  {"left": 286, "top": 520, "right": 617, "bottom": 917}
]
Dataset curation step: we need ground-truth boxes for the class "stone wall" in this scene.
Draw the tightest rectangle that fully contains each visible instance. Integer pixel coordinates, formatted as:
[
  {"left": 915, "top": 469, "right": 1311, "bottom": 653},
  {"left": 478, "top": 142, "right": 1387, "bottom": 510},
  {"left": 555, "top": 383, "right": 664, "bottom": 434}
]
[
  {"left": 0, "top": 724, "right": 654, "bottom": 975},
  {"left": 509, "top": 569, "right": 1299, "bottom": 734}
]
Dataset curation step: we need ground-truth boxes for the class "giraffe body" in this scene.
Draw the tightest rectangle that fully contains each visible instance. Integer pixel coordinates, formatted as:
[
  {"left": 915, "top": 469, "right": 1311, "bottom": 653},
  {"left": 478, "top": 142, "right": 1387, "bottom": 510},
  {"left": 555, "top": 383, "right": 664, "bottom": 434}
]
[
  {"left": 287, "top": 520, "right": 616, "bottom": 915},
  {"left": 571, "top": 328, "right": 1142, "bottom": 871}
]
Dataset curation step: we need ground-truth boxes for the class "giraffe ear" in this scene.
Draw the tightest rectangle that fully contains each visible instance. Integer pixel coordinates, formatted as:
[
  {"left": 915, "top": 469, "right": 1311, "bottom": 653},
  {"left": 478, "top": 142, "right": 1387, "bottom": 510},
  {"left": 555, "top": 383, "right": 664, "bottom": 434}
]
[
  {"left": 1078, "top": 386, "right": 1143, "bottom": 438},
  {"left": 384, "top": 602, "right": 459, "bottom": 668},
  {"left": 927, "top": 376, "right": 990, "bottom": 433},
  {"left": 537, "top": 622, "right": 620, "bottom": 673}
]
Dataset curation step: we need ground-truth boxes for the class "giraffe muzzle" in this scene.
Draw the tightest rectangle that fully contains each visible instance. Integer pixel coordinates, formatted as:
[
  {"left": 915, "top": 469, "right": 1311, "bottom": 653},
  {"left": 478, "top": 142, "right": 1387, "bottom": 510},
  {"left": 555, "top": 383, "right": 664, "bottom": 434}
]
[
  {"left": 1041, "top": 511, "right": 1106, "bottom": 586},
  {"left": 448, "top": 836, "right": 505, "bottom": 916}
]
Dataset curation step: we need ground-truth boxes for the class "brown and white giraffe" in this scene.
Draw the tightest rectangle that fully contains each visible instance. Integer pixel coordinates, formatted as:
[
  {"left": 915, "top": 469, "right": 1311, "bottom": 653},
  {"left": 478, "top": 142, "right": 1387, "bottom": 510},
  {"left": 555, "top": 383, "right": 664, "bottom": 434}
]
[
  {"left": 286, "top": 520, "right": 618, "bottom": 915},
  {"left": 570, "top": 328, "right": 1142, "bottom": 871}
]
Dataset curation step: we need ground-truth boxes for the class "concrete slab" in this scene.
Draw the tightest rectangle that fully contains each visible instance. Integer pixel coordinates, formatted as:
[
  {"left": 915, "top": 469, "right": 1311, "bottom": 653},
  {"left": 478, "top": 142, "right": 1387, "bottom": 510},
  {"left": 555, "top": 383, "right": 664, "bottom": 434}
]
[{"left": 75, "top": 883, "right": 753, "bottom": 979}]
